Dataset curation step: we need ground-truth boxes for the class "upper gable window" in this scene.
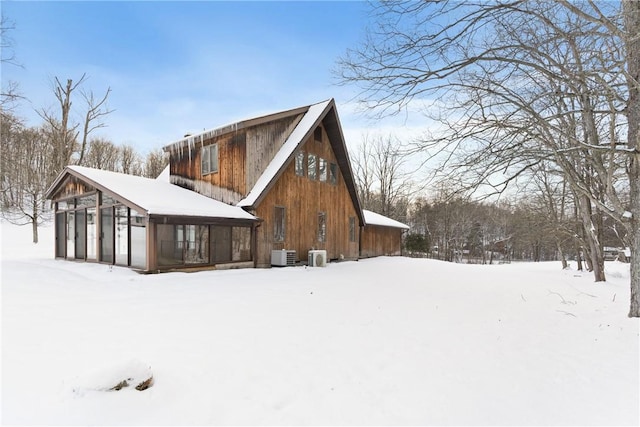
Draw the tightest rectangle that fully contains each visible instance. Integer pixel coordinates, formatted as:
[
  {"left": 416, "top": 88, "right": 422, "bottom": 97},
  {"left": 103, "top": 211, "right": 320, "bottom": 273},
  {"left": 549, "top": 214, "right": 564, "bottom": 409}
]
[
  {"left": 308, "top": 154, "right": 317, "bottom": 180},
  {"left": 314, "top": 126, "right": 322, "bottom": 142},
  {"left": 329, "top": 162, "right": 338, "bottom": 185},
  {"left": 295, "top": 151, "right": 305, "bottom": 177},
  {"left": 202, "top": 144, "right": 219, "bottom": 175},
  {"left": 319, "top": 158, "right": 327, "bottom": 182}
]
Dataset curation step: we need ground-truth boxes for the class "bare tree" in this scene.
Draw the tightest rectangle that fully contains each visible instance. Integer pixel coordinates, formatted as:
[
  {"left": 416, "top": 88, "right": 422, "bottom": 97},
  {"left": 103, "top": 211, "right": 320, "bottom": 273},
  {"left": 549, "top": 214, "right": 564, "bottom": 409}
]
[
  {"left": 338, "top": 0, "right": 640, "bottom": 317},
  {"left": 0, "top": 118, "right": 55, "bottom": 242},
  {"left": 143, "top": 148, "right": 169, "bottom": 179},
  {"left": 119, "top": 144, "right": 142, "bottom": 175},
  {"left": 39, "top": 74, "right": 112, "bottom": 173},
  {"left": 84, "top": 137, "right": 120, "bottom": 171},
  {"left": 351, "top": 132, "right": 414, "bottom": 221},
  {"left": 78, "top": 88, "right": 113, "bottom": 165},
  {"left": 1, "top": 14, "right": 23, "bottom": 109}
]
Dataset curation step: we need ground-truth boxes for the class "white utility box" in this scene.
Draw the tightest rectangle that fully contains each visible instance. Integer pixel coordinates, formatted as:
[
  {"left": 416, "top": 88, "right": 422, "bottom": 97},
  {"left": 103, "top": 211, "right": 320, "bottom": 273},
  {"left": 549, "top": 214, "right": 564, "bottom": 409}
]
[
  {"left": 271, "top": 250, "right": 296, "bottom": 267},
  {"left": 308, "top": 250, "right": 327, "bottom": 267}
]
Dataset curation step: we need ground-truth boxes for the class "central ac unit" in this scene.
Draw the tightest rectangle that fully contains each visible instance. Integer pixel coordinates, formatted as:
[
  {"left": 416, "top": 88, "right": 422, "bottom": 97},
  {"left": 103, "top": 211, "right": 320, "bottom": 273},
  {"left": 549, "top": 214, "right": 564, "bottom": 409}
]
[
  {"left": 308, "top": 250, "right": 327, "bottom": 267},
  {"left": 271, "top": 250, "right": 296, "bottom": 267}
]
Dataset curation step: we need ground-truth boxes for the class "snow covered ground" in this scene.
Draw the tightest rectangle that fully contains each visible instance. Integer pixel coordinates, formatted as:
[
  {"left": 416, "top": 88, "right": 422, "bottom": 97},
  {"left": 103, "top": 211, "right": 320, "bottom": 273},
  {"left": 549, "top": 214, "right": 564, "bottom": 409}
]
[{"left": 1, "top": 221, "right": 638, "bottom": 426}]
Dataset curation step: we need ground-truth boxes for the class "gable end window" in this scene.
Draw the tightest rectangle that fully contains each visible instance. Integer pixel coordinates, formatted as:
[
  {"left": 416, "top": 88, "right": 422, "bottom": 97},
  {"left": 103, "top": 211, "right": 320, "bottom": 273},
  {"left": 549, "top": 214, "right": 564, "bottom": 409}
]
[
  {"left": 314, "top": 126, "right": 322, "bottom": 142},
  {"left": 201, "top": 144, "right": 219, "bottom": 175},
  {"left": 308, "top": 154, "right": 317, "bottom": 180},
  {"left": 295, "top": 151, "right": 305, "bottom": 177},
  {"left": 329, "top": 162, "right": 338, "bottom": 185},
  {"left": 319, "top": 158, "right": 327, "bottom": 182}
]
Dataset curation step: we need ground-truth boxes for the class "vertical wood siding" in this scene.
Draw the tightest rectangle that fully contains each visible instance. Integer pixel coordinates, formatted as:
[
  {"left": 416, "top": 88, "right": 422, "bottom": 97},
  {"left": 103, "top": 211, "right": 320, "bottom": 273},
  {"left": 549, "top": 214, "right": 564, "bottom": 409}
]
[
  {"left": 254, "top": 124, "right": 360, "bottom": 267},
  {"left": 168, "top": 115, "right": 302, "bottom": 205},
  {"left": 360, "top": 225, "right": 404, "bottom": 258}
]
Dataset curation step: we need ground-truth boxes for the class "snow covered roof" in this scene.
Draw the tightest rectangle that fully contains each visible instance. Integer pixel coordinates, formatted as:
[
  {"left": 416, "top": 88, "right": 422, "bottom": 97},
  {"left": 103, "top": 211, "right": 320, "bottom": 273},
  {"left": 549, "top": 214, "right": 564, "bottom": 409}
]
[
  {"left": 46, "top": 166, "right": 257, "bottom": 221},
  {"left": 238, "top": 100, "right": 331, "bottom": 207},
  {"left": 363, "top": 209, "right": 410, "bottom": 230}
]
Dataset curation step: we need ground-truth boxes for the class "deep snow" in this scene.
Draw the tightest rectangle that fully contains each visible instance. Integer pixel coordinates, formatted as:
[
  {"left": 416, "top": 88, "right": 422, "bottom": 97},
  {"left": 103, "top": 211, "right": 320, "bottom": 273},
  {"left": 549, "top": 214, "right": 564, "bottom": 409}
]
[{"left": 1, "top": 221, "right": 638, "bottom": 426}]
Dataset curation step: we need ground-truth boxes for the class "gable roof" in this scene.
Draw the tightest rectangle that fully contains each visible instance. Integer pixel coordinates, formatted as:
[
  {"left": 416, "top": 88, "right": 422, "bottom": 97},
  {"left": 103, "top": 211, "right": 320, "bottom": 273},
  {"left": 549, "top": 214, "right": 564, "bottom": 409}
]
[
  {"left": 237, "top": 100, "right": 330, "bottom": 207},
  {"left": 45, "top": 166, "right": 257, "bottom": 221},
  {"left": 363, "top": 209, "right": 410, "bottom": 230},
  {"left": 234, "top": 99, "right": 365, "bottom": 225}
]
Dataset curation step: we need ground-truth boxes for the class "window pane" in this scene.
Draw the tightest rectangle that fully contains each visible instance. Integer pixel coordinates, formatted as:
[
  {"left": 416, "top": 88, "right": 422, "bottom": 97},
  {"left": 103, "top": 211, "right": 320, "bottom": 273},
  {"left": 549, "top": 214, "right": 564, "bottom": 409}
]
[
  {"left": 308, "top": 154, "right": 317, "bottom": 180},
  {"left": 157, "top": 223, "right": 182, "bottom": 266},
  {"left": 184, "top": 225, "right": 209, "bottom": 264},
  {"left": 319, "top": 158, "right": 327, "bottom": 182},
  {"left": 75, "top": 210, "right": 85, "bottom": 259},
  {"left": 101, "top": 194, "right": 117, "bottom": 206},
  {"left": 212, "top": 226, "right": 232, "bottom": 263},
  {"left": 274, "top": 206, "right": 285, "bottom": 242},
  {"left": 232, "top": 227, "right": 251, "bottom": 261},
  {"left": 56, "top": 213, "right": 66, "bottom": 257},
  {"left": 76, "top": 194, "right": 96, "bottom": 208},
  {"left": 130, "top": 210, "right": 146, "bottom": 269},
  {"left": 115, "top": 206, "right": 128, "bottom": 266},
  {"left": 100, "top": 207, "right": 113, "bottom": 263},
  {"left": 87, "top": 208, "right": 97, "bottom": 260},
  {"left": 202, "top": 145, "right": 211, "bottom": 175},
  {"left": 329, "top": 163, "right": 338, "bottom": 185},
  {"left": 67, "top": 211, "right": 75, "bottom": 259},
  {"left": 295, "top": 151, "right": 305, "bottom": 176},
  {"left": 318, "top": 212, "right": 326, "bottom": 242}
]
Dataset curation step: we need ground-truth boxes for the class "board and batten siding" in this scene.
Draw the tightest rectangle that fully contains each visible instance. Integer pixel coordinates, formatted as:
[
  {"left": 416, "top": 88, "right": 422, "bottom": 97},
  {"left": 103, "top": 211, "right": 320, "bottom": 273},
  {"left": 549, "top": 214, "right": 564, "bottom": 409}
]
[{"left": 254, "top": 124, "right": 360, "bottom": 267}]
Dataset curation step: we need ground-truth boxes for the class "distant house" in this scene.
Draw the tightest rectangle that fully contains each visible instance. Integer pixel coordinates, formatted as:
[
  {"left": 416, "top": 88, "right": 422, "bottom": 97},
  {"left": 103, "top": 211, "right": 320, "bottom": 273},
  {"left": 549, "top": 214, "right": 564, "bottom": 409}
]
[{"left": 46, "top": 98, "right": 409, "bottom": 272}]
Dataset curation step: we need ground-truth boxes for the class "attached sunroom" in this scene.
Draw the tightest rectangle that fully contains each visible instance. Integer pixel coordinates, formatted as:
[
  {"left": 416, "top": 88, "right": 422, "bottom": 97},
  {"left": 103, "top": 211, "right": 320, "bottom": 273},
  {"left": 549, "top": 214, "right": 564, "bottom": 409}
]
[{"left": 46, "top": 166, "right": 259, "bottom": 272}]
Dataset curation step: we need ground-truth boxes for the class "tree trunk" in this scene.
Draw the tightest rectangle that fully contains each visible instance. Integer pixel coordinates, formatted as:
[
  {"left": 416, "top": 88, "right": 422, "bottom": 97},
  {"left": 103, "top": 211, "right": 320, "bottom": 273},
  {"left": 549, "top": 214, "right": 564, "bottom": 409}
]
[
  {"left": 32, "top": 217, "right": 38, "bottom": 244},
  {"left": 624, "top": 0, "right": 640, "bottom": 317},
  {"left": 557, "top": 242, "right": 568, "bottom": 269},
  {"left": 577, "top": 195, "right": 606, "bottom": 282}
]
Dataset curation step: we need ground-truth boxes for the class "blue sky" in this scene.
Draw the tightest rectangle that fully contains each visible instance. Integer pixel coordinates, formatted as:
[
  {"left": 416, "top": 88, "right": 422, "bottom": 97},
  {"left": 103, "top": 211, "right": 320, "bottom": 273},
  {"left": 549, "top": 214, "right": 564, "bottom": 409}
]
[{"left": 3, "top": 1, "right": 425, "bottom": 155}]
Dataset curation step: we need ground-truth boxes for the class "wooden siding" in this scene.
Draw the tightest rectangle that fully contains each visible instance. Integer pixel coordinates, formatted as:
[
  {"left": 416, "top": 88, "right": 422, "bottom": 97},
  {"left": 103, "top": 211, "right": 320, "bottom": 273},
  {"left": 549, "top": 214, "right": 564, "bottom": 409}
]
[
  {"left": 49, "top": 175, "right": 95, "bottom": 201},
  {"left": 254, "top": 124, "right": 360, "bottom": 267},
  {"left": 168, "top": 114, "right": 302, "bottom": 205},
  {"left": 245, "top": 115, "right": 303, "bottom": 191},
  {"left": 360, "top": 225, "right": 404, "bottom": 258}
]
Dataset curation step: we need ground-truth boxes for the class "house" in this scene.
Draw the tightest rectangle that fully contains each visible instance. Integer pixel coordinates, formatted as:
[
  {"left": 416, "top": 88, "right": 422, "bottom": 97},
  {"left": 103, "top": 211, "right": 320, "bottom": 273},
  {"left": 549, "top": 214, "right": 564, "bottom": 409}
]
[{"left": 46, "top": 98, "right": 409, "bottom": 272}]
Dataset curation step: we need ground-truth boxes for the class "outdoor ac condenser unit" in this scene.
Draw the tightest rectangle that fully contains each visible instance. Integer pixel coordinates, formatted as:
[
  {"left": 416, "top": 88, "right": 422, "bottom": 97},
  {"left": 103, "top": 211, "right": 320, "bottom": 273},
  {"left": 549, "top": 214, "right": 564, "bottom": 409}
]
[
  {"left": 271, "top": 250, "right": 296, "bottom": 267},
  {"left": 308, "top": 250, "right": 327, "bottom": 267}
]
